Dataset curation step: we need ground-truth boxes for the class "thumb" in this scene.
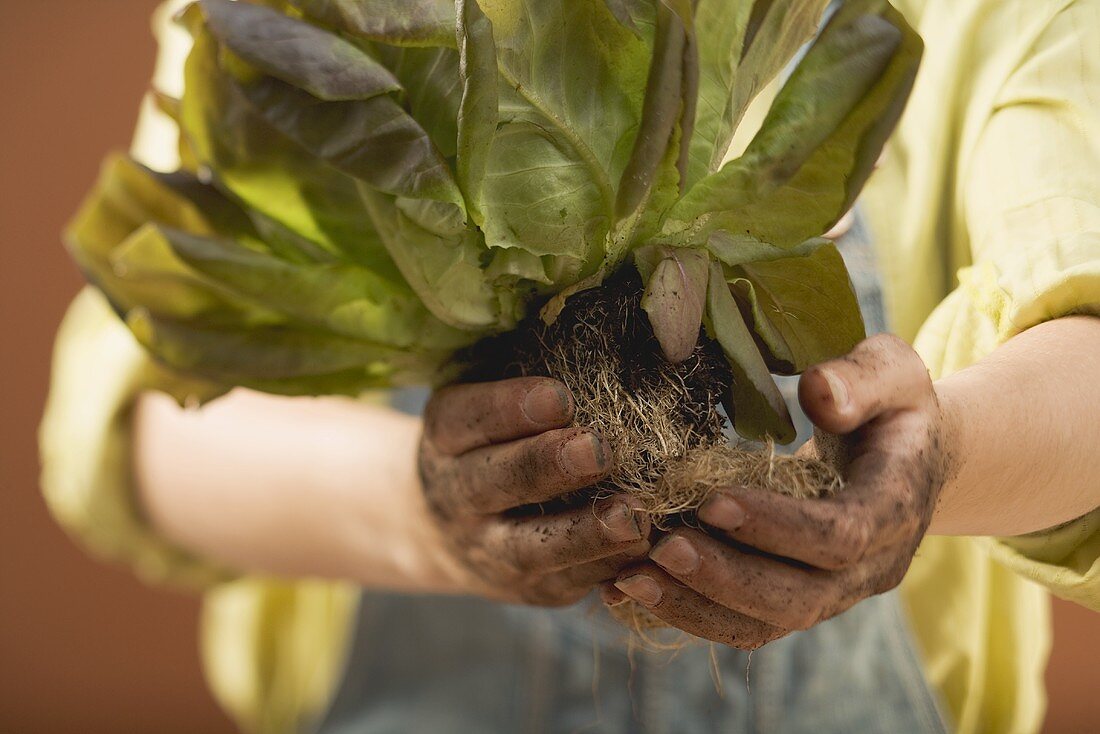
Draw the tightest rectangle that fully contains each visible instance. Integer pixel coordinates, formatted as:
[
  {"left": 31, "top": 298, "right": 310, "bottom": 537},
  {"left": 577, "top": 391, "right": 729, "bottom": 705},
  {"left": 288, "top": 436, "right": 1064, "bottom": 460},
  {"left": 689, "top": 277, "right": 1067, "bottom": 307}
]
[{"left": 798, "top": 334, "right": 933, "bottom": 435}]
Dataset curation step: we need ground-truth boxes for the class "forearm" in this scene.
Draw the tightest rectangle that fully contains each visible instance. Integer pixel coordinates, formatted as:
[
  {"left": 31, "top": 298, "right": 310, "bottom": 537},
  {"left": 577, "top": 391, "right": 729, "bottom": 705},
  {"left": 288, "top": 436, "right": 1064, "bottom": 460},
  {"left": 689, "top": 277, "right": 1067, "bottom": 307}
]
[
  {"left": 134, "top": 389, "right": 461, "bottom": 591},
  {"left": 930, "top": 315, "right": 1100, "bottom": 536}
]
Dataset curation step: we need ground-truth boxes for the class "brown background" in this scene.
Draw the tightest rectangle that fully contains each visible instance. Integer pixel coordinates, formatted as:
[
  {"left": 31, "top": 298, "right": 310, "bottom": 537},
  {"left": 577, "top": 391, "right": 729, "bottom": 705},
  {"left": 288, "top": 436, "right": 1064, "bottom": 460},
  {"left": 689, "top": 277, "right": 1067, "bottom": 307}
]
[{"left": 0, "top": 2, "right": 1095, "bottom": 733}]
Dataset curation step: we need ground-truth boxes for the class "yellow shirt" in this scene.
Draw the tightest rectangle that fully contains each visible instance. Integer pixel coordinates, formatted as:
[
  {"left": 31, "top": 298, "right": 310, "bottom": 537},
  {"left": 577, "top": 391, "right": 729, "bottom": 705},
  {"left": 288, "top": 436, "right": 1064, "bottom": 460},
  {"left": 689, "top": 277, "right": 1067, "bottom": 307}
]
[{"left": 39, "top": 1, "right": 1100, "bottom": 732}]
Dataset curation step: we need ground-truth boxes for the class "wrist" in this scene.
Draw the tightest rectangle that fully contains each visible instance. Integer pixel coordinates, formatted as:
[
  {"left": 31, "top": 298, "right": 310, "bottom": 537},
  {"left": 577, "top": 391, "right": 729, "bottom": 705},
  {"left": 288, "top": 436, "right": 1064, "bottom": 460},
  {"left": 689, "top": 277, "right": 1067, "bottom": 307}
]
[
  {"left": 925, "top": 376, "right": 970, "bottom": 535},
  {"left": 399, "top": 469, "right": 476, "bottom": 595},
  {"left": 334, "top": 404, "right": 473, "bottom": 594}
]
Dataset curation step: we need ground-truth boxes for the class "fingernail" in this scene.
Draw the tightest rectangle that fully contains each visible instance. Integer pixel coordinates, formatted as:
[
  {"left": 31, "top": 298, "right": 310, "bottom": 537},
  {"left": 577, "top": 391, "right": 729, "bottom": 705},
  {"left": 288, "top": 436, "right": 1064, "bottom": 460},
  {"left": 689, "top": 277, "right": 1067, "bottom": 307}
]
[
  {"left": 698, "top": 494, "right": 746, "bottom": 530},
  {"left": 650, "top": 535, "right": 700, "bottom": 576},
  {"left": 614, "top": 575, "right": 663, "bottom": 607},
  {"left": 597, "top": 499, "right": 643, "bottom": 542},
  {"left": 820, "top": 368, "right": 849, "bottom": 410},
  {"left": 522, "top": 382, "right": 571, "bottom": 425},
  {"left": 561, "top": 433, "right": 609, "bottom": 477}
]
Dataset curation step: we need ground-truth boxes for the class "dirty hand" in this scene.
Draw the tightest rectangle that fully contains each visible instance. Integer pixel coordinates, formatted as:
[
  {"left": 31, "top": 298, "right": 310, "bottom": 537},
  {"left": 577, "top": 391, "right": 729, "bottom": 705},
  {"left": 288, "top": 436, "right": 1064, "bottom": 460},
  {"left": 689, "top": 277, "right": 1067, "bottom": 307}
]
[
  {"left": 603, "top": 334, "right": 952, "bottom": 648},
  {"left": 419, "top": 377, "right": 651, "bottom": 606}
]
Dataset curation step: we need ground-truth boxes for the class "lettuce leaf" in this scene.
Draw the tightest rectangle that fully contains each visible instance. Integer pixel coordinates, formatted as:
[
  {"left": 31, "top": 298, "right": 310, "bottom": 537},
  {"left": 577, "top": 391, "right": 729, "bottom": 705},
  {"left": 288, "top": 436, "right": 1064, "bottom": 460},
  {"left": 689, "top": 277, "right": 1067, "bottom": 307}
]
[{"left": 67, "top": 0, "right": 922, "bottom": 440}]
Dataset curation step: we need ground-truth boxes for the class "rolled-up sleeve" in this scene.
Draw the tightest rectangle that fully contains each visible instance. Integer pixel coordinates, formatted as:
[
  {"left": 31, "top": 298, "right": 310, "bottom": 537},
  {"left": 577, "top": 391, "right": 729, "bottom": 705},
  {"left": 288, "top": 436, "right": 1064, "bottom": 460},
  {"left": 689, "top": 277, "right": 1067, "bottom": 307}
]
[
  {"left": 916, "top": 0, "right": 1100, "bottom": 609},
  {"left": 963, "top": 0, "right": 1100, "bottom": 335},
  {"left": 39, "top": 287, "right": 233, "bottom": 588}
]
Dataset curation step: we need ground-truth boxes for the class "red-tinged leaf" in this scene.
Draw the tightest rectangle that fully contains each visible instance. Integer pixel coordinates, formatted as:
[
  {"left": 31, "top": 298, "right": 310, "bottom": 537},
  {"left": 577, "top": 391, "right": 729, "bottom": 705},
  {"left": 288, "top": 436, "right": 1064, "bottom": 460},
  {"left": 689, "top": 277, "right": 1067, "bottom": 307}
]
[{"left": 641, "top": 246, "right": 709, "bottom": 363}]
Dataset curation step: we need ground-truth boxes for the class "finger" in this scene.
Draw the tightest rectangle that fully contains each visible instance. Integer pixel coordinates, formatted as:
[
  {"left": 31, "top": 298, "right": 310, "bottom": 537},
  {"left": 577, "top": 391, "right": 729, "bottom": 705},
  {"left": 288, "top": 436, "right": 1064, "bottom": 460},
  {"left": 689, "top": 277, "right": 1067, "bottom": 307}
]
[
  {"left": 651, "top": 532, "right": 916, "bottom": 629},
  {"left": 440, "top": 428, "right": 611, "bottom": 515},
  {"left": 612, "top": 565, "right": 786, "bottom": 650},
  {"left": 425, "top": 378, "right": 574, "bottom": 455},
  {"left": 508, "top": 542, "right": 652, "bottom": 609},
  {"left": 649, "top": 529, "right": 836, "bottom": 630},
  {"left": 481, "top": 495, "right": 650, "bottom": 574},
  {"left": 556, "top": 540, "right": 653, "bottom": 588},
  {"left": 698, "top": 488, "right": 872, "bottom": 570},
  {"left": 798, "top": 333, "right": 932, "bottom": 435},
  {"left": 696, "top": 442, "right": 922, "bottom": 570}
]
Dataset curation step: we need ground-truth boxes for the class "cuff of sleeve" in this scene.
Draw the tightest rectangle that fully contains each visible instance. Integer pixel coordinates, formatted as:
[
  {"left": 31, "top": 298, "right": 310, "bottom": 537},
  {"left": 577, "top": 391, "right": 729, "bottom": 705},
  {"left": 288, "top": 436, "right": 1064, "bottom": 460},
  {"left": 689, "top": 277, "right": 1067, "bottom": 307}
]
[
  {"left": 983, "top": 509, "right": 1100, "bottom": 612},
  {"left": 973, "top": 195, "right": 1100, "bottom": 340},
  {"left": 39, "top": 287, "right": 235, "bottom": 589}
]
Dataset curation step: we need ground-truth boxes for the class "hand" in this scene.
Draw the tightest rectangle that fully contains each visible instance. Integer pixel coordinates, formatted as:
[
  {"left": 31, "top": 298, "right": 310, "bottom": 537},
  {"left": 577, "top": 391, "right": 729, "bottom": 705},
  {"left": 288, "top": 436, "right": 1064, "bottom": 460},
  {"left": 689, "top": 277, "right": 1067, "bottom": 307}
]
[
  {"left": 602, "top": 334, "right": 952, "bottom": 648},
  {"left": 419, "top": 377, "right": 652, "bottom": 606}
]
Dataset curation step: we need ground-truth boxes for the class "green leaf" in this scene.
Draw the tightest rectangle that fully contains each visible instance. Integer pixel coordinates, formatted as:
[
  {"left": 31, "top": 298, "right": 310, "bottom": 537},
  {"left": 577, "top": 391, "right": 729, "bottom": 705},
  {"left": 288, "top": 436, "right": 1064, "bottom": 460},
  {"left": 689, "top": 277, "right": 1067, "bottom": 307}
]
[
  {"left": 150, "top": 90, "right": 202, "bottom": 172},
  {"left": 395, "top": 197, "right": 466, "bottom": 238},
  {"left": 705, "top": 261, "right": 794, "bottom": 443},
  {"left": 663, "top": 0, "right": 922, "bottom": 248},
  {"left": 658, "top": 0, "right": 693, "bottom": 29},
  {"left": 733, "top": 12, "right": 899, "bottom": 183},
  {"left": 722, "top": 0, "right": 828, "bottom": 168},
  {"left": 615, "top": 2, "right": 687, "bottom": 221},
  {"left": 675, "top": 11, "right": 698, "bottom": 191},
  {"left": 160, "top": 227, "right": 476, "bottom": 351},
  {"left": 485, "top": 247, "right": 552, "bottom": 286},
  {"left": 181, "top": 25, "right": 400, "bottom": 273},
  {"left": 144, "top": 167, "right": 265, "bottom": 242},
  {"left": 640, "top": 246, "right": 709, "bottom": 363},
  {"left": 481, "top": 0, "right": 650, "bottom": 181},
  {"left": 611, "top": 123, "right": 684, "bottom": 258},
  {"left": 68, "top": 155, "right": 247, "bottom": 251},
  {"left": 359, "top": 186, "right": 513, "bottom": 331},
  {"left": 64, "top": 155, "right": 268, "bottom": 322},
  {"left": 683, "top": 1, "right": 805, "bottom": 186},
  {"left": 681, "top": 0, "right": 753, "bottom": 188},
  {"left": 375, "top": 46, "right": 463, "bottom": 157},
  {"left": 151, "top": 88, "right": 182, "bottom": 122},
  {"left": 733, "top": 239, "right": 865, "bottom": 374},
  {"left": 247, "top": 209, "right": 341, "bottom": 265},
  {"left": 200, "top": 0, "right": 402, "bottom": 101},
  {"left": 127, "top": 309, "right": 427, "bottom": 389},
  {"left": 104, "top": 225, "right": 261, "bottom": 323},
  {"left": 240, "top": 369, "right": 403, "bottom": 397},
  {"left": 632, "top": 243, "right": 664, "bottom": 281},
  {"left": 477, "top": 0, "right": 651, "bottom": 272},
  {"left": 456, "top": 0, "right": 498, "bottom": 225},
  {"left": 235, "top": 73, "right": 463, "bottom": 207},
  {"left": 285, "top": 0, "right": 458, "bottom": 48},
  {"left": 683, "top": 0, "right": 828, "bottom": 188},
  {"left": 188, "top": 6, "right": 461, "bottom": 208},
  {"left": 705, "top": 230, "right": 824, "bottom": 267},
  {"left": 478, "top": 84, "right": 609, "bottom": 270},
  {"left": 602, "top": 0, "right": 654, "bottom": 36}
]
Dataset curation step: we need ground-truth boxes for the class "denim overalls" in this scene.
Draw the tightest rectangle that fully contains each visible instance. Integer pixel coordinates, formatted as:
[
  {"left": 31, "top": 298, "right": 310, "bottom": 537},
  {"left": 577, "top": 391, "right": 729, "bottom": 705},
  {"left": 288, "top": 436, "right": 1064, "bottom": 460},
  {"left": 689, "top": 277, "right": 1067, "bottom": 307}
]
[{"left": 314, "top": 213, "right": 952, "bottom": 733}]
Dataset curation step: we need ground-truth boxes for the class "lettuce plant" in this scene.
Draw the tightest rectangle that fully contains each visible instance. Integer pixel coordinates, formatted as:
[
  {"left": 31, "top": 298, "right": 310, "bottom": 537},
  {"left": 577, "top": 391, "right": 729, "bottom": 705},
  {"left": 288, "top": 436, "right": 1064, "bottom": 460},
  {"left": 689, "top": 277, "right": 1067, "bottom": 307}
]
[{"left": 68, "top": 0, "right": 920, "bottom": 458}]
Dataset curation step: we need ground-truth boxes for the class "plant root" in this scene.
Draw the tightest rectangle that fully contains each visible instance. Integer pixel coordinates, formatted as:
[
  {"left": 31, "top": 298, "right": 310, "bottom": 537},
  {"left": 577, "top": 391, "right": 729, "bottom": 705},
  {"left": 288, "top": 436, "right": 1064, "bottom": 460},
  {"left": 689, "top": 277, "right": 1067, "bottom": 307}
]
[{"left": 464, "top": 270, "right": 844, "bottom": 638}]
